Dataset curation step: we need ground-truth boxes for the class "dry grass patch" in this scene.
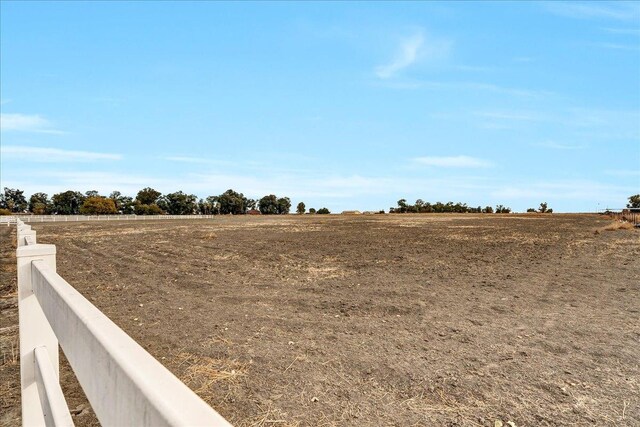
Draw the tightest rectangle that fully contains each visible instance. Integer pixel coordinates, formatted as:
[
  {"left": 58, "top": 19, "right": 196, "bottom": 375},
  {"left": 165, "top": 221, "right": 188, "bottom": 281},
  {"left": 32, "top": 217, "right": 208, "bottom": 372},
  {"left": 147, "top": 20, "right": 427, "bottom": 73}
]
[
  {"left": 241, "top": 406, "right": 299, "bottom": 427},
  {"left": 176, "top": 352, "right": 248, "bottom": 397},
  {"left": 603, "top": 221, "right": 635, "bottom": 231}
]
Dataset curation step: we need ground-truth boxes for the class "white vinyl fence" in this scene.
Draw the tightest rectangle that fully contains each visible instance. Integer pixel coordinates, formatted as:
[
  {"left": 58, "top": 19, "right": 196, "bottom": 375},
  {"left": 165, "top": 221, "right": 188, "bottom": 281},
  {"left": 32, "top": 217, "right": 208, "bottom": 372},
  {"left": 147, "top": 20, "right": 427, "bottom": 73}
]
[
  {"left": 2, "top": 214, "right": 218, "bottom": 225},
  {"left": 15, "top": 219, "right": 232, "bottom": 426}
]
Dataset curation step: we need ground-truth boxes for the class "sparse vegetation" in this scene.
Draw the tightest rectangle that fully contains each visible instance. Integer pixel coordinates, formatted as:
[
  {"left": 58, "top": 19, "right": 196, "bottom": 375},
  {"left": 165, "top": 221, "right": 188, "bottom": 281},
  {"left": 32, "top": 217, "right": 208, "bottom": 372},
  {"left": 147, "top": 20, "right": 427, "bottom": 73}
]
[
  {"left": 537, "top": 202, "right": 553, "bottom": 213},
  {"left": 604, "top": 221, "right": 635, "bottom": 231}
]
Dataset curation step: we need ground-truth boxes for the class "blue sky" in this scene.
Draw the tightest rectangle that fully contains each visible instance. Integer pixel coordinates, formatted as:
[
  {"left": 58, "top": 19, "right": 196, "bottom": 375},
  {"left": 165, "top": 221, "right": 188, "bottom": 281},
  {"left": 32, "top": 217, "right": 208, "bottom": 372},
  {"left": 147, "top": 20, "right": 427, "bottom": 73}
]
[{"left": 1, "top": 1, "right": 639, "bottom": 212}]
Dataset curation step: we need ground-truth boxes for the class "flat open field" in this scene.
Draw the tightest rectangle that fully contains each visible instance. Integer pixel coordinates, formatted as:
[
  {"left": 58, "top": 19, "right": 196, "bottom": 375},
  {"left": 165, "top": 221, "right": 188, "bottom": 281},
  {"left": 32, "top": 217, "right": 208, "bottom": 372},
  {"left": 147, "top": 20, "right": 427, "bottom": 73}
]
[{"left": 1, "top": 214, "right": 639, "bottom": 426}]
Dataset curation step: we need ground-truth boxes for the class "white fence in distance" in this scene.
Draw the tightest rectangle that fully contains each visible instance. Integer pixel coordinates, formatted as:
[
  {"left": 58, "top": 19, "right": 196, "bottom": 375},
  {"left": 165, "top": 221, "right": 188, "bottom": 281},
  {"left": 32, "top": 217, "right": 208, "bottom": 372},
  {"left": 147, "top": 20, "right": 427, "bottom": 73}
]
[{"left": 15, "top": 219, "right": 232, "bottom": 426}]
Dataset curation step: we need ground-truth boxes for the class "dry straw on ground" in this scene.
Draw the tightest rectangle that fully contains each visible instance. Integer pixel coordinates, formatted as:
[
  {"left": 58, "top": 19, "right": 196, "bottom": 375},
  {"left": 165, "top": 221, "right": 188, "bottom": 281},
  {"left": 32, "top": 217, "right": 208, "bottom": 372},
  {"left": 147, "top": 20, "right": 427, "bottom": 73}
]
[
  {"left": 603, "top": 221, "right": 635, "bottom": 231},
  {"left": 175, "top": 352, "right": 247, "bottom": 397}
]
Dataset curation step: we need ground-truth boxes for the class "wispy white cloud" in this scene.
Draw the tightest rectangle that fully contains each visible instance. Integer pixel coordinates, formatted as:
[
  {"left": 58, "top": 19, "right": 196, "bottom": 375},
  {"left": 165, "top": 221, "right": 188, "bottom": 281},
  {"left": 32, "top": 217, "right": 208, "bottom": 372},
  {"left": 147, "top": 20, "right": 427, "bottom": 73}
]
[
  {"left": 375, "top": 31, "right": 451, "bottom": 79},
  {"left": 375, "top": 32, "right": 425, "bottom": 79},
  {"left": 412, "top": 155, "right": 492, "bottom": 168},
  {"left": 378, "top": 79, "right": 553, "bottom": 98},
  {"left": 1, "top": 146, "right": 122, "bottom": 162},
  {"left": 534, "top": 141, "right": 586, "bottom": 150},
  {"left": 602, "top": 27, "right": 640, "bottom": 36},
  {"left": 473, "top": 107, "right": 640, "bottom": 140},
  {"left": 3, "top": 167, "right": 632, "bottom": 213},
  {"left": 0, "top": 113, "right": 64, "bottom": 134},
  {"left": 475, "top": 111, "right": 544, "bottom": 122},
  {"left": 593, "top": 42, "right": 640, "bottom": 51},
  {"left": 604, "top": 169, "right": 640, "bottom": 177},
  {"left": 490, "top": 180, "right": 636, "bottom": 207},
  {"left": 454, "top": 65, "right": 495, "bottom": 72},
  {"left": 546, "top": 2, "right": 640, "bottom": 21},
  {"left": 164, "top": 156, "right": 230, "bottom": 165}
]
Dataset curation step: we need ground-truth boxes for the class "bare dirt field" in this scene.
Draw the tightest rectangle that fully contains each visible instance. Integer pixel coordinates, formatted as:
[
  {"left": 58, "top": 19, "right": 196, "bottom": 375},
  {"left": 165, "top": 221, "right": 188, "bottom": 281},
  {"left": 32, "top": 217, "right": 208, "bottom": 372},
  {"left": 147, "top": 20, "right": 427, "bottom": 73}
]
[{"left": 1, "top": 214, "right": 639, "bottom": 426}]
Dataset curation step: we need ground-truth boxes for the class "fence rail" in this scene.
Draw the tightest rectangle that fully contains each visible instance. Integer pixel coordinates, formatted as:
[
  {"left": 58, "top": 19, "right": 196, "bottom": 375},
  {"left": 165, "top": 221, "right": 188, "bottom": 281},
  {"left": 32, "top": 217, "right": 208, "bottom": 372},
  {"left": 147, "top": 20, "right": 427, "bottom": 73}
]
[
  {"left": 598, "top": 209, "right": 640, "bottom": 225},
  {"left": 15, "top": 219, "right": 231, "bottom": 426},
  {"left": 3, "top": 214, "right": 218, "bottom": 225}
]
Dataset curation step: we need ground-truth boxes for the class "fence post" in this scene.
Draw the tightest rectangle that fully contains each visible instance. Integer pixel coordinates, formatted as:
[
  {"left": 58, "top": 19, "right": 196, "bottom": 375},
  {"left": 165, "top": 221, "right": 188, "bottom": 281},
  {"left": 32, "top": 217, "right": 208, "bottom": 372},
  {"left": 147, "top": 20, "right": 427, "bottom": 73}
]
[
  {"left": 17, "top": 242, "right": 58, "bottom": 426},
  {"left": 17, "top": 230, "right": 36, "bottom": 247}
]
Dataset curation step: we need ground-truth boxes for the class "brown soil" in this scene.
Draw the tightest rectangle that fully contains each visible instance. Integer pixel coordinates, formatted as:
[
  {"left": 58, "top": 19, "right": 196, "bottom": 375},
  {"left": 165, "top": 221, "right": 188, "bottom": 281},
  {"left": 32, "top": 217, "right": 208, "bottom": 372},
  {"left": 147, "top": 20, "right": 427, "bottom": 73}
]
[{"left": 1, "top": 214, "right": 639, "bottom": 426}]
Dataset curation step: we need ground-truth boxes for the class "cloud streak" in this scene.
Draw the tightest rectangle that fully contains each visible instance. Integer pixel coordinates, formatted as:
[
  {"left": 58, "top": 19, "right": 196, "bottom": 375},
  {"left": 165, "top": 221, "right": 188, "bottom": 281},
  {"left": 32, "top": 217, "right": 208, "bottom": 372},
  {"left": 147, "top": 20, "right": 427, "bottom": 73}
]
[
  {"left": 0, "top": 113, "right": 64, "bottom": 134},
  {"left": 412, "top": 156, "right": 492, "bottom": 168},
  {"left": 164, "top": 156, "right": 230, "bottom": 165},
  {"left": 375, "top": 32, "right": 425, "bottom": 79},
  {"left": 377, "top": 79, "right": 553, "bottom": 98},
  {"left": 374, "top": 31, "right": 452, "bottom": 79},
  {"left": 1, "top": 146, "right": 122, "bottom": 162},
  {"left": 534, "top": 141, "right": 586, "bottom": 150},
  {"left": 546, "top": 2, "right": 640, "bottom": 21}
]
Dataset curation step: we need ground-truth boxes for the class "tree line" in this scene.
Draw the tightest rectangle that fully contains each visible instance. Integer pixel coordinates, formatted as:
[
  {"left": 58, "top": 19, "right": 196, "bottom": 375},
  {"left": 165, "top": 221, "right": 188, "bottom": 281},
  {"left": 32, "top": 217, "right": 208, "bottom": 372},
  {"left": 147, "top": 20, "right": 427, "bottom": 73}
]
[
  {"left": 390, "top": 199, "right": 514, "bottom": 214},
  {"left": 3, "top": 186, "right": 637, "bottom": 216},
  {"left": 0, "top": 187, "right": 331, "bottom": 215}
]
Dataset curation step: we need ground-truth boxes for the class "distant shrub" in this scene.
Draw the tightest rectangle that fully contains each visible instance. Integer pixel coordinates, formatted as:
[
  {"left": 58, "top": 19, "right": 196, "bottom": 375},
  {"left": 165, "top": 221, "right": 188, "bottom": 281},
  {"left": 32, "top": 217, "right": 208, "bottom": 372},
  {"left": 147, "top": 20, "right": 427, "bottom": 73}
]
[
  {"left": 0, "top": 208, "right": 11, "bottom": 216},
  {"left": 79, "top": 197, "right": 117, "bottom": 214},
  {"left": 527, "top": 208, "right": 536, "bottom": 213},
  {"left": 317, "top": 207, "right": 330, "bottom": 214},
  {"left": 308, "top": 208, "right": 316, "bottom": 214},
  {"left": 134, "top": 203, "right": 164, "bottom": 215},
  {"left": 495, "top": 205, "right": 511, "bottom": 213}
]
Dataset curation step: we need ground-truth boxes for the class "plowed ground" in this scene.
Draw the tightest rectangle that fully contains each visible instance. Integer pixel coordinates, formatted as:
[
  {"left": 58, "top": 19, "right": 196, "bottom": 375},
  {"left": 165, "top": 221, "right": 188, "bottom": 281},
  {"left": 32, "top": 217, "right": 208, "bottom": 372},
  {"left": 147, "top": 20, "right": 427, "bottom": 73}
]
[{"left": 1, "top": 214, "right": 638, "bottom": 426}]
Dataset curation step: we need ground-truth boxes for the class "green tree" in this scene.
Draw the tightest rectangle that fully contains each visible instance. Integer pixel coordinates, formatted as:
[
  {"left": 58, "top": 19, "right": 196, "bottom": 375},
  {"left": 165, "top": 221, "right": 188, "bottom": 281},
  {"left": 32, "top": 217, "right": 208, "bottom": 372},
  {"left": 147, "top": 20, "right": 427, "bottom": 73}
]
[
  {"left": 296, "top": 202, "right": 306, "bottom": 214},
  {"left": 29, "top": 193, "right": 51, "bottom": 214},
  {"left": 1, "top": 188, "right": 28, "bottom": 213},
  {"left": 309, "top": 208, "right": 317, "bottom": 214},
  {"left": 52, "top": 191, "right": 86, "bottom": 214},
  {"left": 277, "top": 197, "right": 291, "bottom": 214},
  {"left": 136, "top": 187, "right": 162, "bottom": 205},
  {"left": 134, "top": 203, "right": 164, "bottom": 215},
  {"left": 483, "top": 206, "right": 494, "bottom": 214},
  {"left": 218, "top": 189, "right": 248, "bottom": 214},
  {"left": 204, "top": 196, "right": 221, "bottom": 214},
  {"left": 627, "top": 194, "right": 640, "bottom": 209},
  {"left": 259, "top": 194, "right": 279, "bottom": 214},
  {"left": 158, "top": 191, "right": 198, "bottom": 215},
  {"left": 538, "top": 202, "right": 549, "bottom": 213},
  {"left": 80, "top": 197, "right": 117, "bottom": 214},
  {"left": 317, "top": 207, "right": 330, "bottom": 214},
  {"left": 109, "top": 191, "right": 135, "bottom": 214},
  {"left": 85, "top": 190, "right": 101, "bottom": 198},
  {"left": 527, "top": 208, "right": 536, "bottom": 213},
  {"left": 396, "top": 199, "right": 408, "bottom": 213}
]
